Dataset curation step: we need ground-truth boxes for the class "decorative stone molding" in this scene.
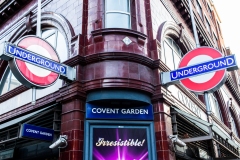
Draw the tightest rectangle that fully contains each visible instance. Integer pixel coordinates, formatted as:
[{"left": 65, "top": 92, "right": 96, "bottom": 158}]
[{"left": 157, "top": 21, "right": 193, "bottom": 52}]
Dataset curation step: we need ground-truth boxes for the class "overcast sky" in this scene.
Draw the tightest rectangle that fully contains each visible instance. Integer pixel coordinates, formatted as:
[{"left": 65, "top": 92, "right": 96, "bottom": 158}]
[{"left": 213, "top": 0, "right": 240, "bottom": 59}]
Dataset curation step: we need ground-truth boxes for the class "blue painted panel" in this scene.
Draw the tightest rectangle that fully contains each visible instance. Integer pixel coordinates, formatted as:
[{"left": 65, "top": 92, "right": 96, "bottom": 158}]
[
  {"left": 86, "top": 103, "right": 153, "bottom": 120},
  {"left": 20, "top": 124, "right": 54, "bottom": 142}
]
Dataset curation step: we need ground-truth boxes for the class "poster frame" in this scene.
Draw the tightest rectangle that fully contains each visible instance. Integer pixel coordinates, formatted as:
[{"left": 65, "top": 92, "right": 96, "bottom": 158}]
[{"left": 83, "top": 120, "right": 157, "bottom": 160}]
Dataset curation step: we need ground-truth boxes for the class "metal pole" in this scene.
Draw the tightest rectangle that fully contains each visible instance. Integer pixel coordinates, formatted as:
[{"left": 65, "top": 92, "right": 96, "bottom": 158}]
[
  {"left": 188, "top": 0, "right": 211, "bottom": 117},
  {"left": 32, "top": 87, "right": 36, "bottom": 105},
  {"left": 32, "top": 0, "right": 41, "bottom": 105},
  {"left": 188, "top": 0, "right": 200, "bottom": 48},
  {"left": 204, "top": 92, "right": 211, "bottom": 115},
  {"left": 36, "top": 0, "right": 41, "bottom": 37}
]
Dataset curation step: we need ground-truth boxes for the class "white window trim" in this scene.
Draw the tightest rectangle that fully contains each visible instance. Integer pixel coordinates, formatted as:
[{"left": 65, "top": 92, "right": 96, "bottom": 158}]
[
  {"left": 205, "top": 14, "right": 211, "bottom": 25},
  {"left": 204, "top": 15, "right": 212, "bottom": 35},
  {"left": 196, "top": 0, "right": 202, "bottom": 7},
  {"left": 213, "top": 31, "right": 218, "bottom": 40},
  {"left": 207, "top": 3, "right": 212, "bottom": 11}
]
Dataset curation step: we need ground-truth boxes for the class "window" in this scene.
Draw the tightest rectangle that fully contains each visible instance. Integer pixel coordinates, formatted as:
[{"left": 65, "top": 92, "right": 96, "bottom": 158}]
[
  {"left": 230, "top": 110, "right": 239, "bottom": 137},
  {"left": 41, "top": 28, "right": 68, "bottom": 62},
  {"left": 209, "top": 93, "right": 223, "bottom": 121},
  {"left": 0, "top": 28, "right": 68, "bottom": 95},
  {"left": 213, "top": 32, "right": 218, "bottom": 49},
  {"left": 217, "top": 21, "right": 222, "bottom": 36},
  {"left": 207, "top": 4, "right": 212, "bottom": 19},
  {"left": 162, "top": 37, "right": 183, "bottom": 70},
  {"left": 105, "top": 0, "right": 131, "bottom": 29},
  {"left": 205, "top": 17, "right": 211, "bottom": 36},
  {"left": 196, "top": 0, "right": 203, "bottom": 19},
  {"left": 0, "top": 67, "right": 21, "bottom": 95}
]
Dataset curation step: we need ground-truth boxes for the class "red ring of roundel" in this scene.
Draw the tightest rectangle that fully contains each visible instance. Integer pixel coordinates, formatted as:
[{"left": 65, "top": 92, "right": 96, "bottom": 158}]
[
  {"left": 179, "top": 47, "right": 225, "bottom": 92},
  {"left": 16, "top": 36, "right": 59, "bottom": 86}
]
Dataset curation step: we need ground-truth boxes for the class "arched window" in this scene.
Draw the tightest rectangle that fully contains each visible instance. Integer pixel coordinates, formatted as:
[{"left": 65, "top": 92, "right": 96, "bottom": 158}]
[
  {"left": 41, "top": 28, "right": 68, "bottom": 62},
  {"left": 209, "top": 93, "right": 223, "bottom": 121},
  {"left": 162, "top": 37, "right": 183, "bottom": 70},
  {"left": 105, "top": 0, "right": 131, "bottom": 29},
  {"left": 0, "top": 28, "right": 68, "bottom": 95}
]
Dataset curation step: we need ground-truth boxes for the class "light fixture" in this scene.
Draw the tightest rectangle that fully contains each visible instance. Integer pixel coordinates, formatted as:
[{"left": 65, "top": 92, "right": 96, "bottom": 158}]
[
  {"left": 49, "top": 135, "right": 68, "bottom": 149},
  {"left": 169, "top": 135, "right": 186, "bottom": 147}
]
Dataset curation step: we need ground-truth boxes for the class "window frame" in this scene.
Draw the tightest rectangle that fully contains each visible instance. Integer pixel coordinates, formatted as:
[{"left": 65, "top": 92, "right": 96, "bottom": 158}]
[
  {"left": 41, "top": 27, "right": 68, "bottom": 62},
  {"left": 104, "top": 0, "right": 131, "bottom": 29},
  {"left": 209, "top": 93, "right": 223, "bottom": 121},
  {"left": 0, "top": 67, "right": 21, "bottom": 95},
  {"left": 207, "top": 4, "right": 212, "bottom": 19},
  {"left": 205, "top": 16, "right": 212, "bottom": 36},
  {"left": 213, "top": 31, "right": 219, "bottom": 49},
  {"left": 229, "top": 109, "right": 239, "bottom": 137},
  {"left": 196, "top": 0, "right": 203, "bottom": 19},
  {"left": 162, "top": 37, "right": 183, "bottom": 70},
  {"left": 84, "top": 120, "right": 157, "bottom": 160}
]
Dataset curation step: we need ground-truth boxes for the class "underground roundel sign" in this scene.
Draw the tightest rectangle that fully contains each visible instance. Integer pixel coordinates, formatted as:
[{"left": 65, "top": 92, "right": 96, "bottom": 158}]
[
  {"left": 179, "top": 47, "right": 227, "bottom": 93},
  {"left": 9, "top": 36, "right": 60, "bottom": 88},
  {"left": 162, "top": 47, "right": 238, "bottom": 94}
]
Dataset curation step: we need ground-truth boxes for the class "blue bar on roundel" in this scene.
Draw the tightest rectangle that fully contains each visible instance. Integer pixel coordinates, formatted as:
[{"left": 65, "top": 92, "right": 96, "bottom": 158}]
[
  {"left": 6, "top": 44, "right": 67, "bottom": 75},
  {"left": 170, "top": 55, "right": 237, "bottom": 81}
]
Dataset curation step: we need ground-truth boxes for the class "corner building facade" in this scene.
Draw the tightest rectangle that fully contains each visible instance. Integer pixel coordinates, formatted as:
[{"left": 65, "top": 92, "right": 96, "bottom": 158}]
[{"left": 0, "top": 0, "right": 240, "bottom": 160}]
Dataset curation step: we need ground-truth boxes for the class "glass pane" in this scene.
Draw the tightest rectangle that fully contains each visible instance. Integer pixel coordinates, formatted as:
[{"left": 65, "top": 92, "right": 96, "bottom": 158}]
[
  {"left": 172, "top": 40, "right": 180, "bottom": 54},
  {"left": 161, "top": 49, "right": 166, "bottom": 64},
  {"left": 163, "top": 41, "right": 174, "bottom": 70},
  {"left": 56, "top": 31, "right": 68, "bottom": 62},
  {"left": 106, "top": 13, "right": 130, "bottom": 28},
  {"left": 165, "top": 37, "right": 172, "bottom": 45},
  {"left": 173, "top": 51, "right": 181, "bottom": 69},
  {"left": 209, "top": 94, "right": 223, "bottom": 121},
  {"left": 230, "top": 113, "right": 239, "bottom": 137},
  {"left": 1, "top": 70, "right": 21, "bottom": 95},
  {"left": 45, "top": 34, "right": 56, "bottom": 48},
  {"left": 196, "top": 2, "right": 203, "bottom": 19},
  {"left": 1, "top": 74, "right": 10, "bottom": 95},
  {"left": 9, "top": 73, "right": 21, "bottom": 90},
  {"left": 42, "top": 30, "right": 55, "bottom": 39},
  {"left": 42, "top": 29, "right": 68, "bottom": 62},
  {"left": 106, "top": 0, "right": 129, "bottom": 12}
]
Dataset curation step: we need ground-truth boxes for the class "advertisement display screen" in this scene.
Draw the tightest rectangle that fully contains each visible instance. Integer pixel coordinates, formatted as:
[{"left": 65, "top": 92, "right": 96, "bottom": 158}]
[{"left": 92, "top": 127, "right": 149, "bottom": 160}]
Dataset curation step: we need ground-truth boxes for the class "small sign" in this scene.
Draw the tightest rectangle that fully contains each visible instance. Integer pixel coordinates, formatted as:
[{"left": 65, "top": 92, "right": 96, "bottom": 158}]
[
  {"left": 161, "top": 47, "right": 238, "bottom": 93},
  {"left": 86, "top": 103, "right": 153, "bottom": 120},
  {"left": 20, "top": 124, "right": 54, "bottom": 142}
]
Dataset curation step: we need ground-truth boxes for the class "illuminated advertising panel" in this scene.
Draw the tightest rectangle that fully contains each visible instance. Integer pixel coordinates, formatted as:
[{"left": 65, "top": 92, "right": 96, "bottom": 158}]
[{"left": 92, "top": 127, "right": 148, "bottom": 160}]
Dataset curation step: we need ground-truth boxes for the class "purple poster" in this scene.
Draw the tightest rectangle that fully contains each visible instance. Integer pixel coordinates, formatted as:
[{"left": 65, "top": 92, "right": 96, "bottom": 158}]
[{"left": 92, "top": 128, "right": 149, "bottom": 160}]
